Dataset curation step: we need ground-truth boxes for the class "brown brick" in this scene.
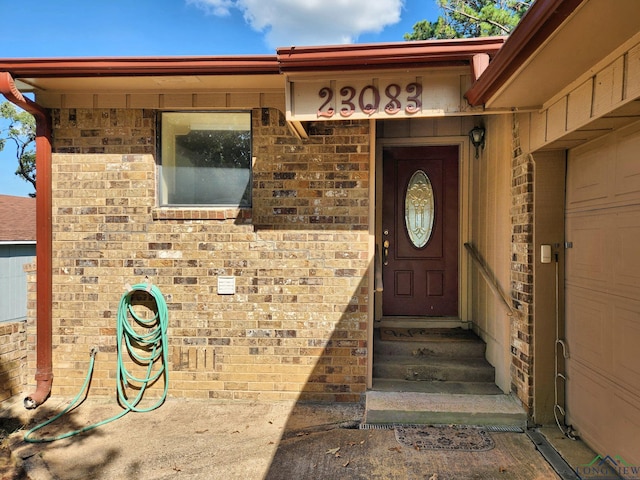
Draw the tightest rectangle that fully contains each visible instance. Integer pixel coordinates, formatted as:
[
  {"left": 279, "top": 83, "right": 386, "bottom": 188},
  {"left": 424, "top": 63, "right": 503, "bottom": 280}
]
[{"left": 23, "top": 107, "right": 371, "bottom": 403}]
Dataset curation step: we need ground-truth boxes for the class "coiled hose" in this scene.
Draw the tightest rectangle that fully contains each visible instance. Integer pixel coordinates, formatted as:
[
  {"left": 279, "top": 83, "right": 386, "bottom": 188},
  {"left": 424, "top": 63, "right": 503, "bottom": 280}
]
[{"left": 24, "top": 283, "right": 169, "bottom": 443}]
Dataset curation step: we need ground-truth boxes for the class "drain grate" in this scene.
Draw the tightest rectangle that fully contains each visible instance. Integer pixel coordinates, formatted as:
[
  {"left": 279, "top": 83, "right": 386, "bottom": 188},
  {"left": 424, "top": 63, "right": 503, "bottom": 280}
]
[
  {"left": 359, "top": 423, "right": 394, "bottom": 430},
  {"left": 483, "top": 425, "right": 524, "bottom": 433},
  {"left": 359, "top": 423, "right": 524, "bottom": 432},
  {"left": 526, "top": 429, "right": 580, "bottom": 480}
]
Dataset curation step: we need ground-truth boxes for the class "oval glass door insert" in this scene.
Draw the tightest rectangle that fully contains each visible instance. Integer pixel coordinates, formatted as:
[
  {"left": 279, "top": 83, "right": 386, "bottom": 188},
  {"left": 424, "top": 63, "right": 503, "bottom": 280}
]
[{"left": 404, "top": 170, "right": 434, "bottom": 248}]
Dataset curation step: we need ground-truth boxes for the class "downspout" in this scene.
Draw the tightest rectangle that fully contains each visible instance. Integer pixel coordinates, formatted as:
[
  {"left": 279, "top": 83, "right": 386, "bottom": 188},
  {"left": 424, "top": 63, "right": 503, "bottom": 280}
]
[{"left": 0, "top": 72, "right": 53, "bottom": 409}]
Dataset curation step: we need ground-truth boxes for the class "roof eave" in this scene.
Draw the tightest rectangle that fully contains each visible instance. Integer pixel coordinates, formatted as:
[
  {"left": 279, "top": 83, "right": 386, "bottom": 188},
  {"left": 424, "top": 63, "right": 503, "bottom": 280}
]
[
  {"left": 0, "top": 55, "right": 281, "bottom": 78},
  {"left": 0, "top": 38, "right": 509, "bottom": 81},
  {"left": 276, "top": 37, "right": 507, "bottom": 72},
  {"left": 465, "top": 0, "right": 586, "bottom": 107}
]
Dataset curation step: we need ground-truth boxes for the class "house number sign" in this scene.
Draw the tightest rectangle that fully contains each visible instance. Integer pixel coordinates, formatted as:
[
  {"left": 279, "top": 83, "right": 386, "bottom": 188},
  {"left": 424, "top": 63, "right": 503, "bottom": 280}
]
[
  {"left": 286, "top": 71, "right": 475, "bottom": 122},
  {"left": 317, "top": 82, "right": 423, "bottom": 118}
]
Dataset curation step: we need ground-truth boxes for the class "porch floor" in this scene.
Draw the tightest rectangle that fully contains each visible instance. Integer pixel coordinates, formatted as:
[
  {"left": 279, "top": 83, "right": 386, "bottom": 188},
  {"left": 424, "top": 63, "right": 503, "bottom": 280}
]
[
  {"left": 4, "top": 397, "right": 557, "bottom": 479},
  {"left": 364, "top": 390, "right": 527, "bottom": 428}
]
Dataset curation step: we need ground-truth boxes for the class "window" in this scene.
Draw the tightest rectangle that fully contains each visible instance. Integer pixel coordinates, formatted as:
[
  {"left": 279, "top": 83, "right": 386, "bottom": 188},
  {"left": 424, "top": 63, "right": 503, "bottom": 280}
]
[{"left": 159, "top": 112, "right": 252, "bottom": 207}]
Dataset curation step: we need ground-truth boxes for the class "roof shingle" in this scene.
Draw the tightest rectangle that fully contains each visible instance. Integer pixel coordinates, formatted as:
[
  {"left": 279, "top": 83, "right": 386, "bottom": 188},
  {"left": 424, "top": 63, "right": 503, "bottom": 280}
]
[{"left": 0, "top": 194, "right": 36, "bottom": 242}]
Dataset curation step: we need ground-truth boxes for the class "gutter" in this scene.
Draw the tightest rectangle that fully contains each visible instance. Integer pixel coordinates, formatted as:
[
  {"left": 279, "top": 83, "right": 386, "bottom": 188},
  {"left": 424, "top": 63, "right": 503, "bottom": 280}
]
[
  {"left": 277, "top": 37, "right": 506, "bottom": 72},
  {"left": 0, "top": 55, "right": 280, "bottom": 77},
  {"left": 0, "top": 71, "right": 53, "bottom": 409}
]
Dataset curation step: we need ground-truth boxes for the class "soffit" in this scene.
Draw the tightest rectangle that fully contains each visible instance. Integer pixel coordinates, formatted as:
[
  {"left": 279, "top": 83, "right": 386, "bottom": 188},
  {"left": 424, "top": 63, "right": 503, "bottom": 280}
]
[
  {"left": 14, "top": 74, "right": 286, "bottom": 94},
  {"left": 485, "top": 0, "right": 640, "bottom": 109},
  {"left": 0, "top": 56, "right": 282, "bottom": 94}
]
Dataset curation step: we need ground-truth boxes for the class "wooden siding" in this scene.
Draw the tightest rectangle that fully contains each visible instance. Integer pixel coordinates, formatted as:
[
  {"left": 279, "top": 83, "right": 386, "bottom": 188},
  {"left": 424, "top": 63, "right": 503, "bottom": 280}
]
[
  {"left": 471, "top": 114, "right": 514, "bottom": 394},
  {"left": 524, "top": 33, "right": 640, "bottom": 152},
  {"left": 0, "top": 244, "right": 35, "bottom": 323}
]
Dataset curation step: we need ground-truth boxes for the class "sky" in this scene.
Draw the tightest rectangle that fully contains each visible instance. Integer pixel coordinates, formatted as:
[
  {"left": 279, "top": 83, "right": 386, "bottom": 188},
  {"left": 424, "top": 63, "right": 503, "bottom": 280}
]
[{"left": 0, "top": 0, "right": 440, "bottom": 197}]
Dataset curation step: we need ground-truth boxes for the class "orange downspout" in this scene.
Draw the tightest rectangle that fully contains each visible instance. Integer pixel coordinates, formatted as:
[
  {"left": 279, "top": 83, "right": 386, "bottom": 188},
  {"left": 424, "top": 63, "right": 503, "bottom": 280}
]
[{"left": 0, "top": 72, "right": 53, "bottom": 408}]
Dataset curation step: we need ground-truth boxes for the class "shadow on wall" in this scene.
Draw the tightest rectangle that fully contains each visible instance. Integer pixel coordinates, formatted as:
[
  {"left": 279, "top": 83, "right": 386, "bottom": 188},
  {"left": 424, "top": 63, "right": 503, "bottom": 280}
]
[
  {"left": 0, "top": 322, "right": 27, "bottom": 404},
  {"left": 2, "top": 266, "right": 372, "bottom": 479},
  {"left": 255, "top": 270, "right": 370, "bottom": 478},
  {"left": 211, "top": 109, "right": 372, "bottom": 404}
]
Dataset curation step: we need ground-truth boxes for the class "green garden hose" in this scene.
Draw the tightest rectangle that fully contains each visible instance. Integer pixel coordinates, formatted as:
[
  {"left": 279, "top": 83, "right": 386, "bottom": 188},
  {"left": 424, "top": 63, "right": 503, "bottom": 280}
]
[{"left": 24, "top": 282, "right": 169, "bottom": 443}]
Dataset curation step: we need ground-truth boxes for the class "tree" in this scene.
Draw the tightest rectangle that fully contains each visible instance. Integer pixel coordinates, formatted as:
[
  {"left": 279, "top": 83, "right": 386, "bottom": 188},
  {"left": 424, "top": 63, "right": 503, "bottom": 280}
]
[
  {"left": 405, "top": 0, "right": 533, "bottom": 40},
  {"left": 0, "top": 101, "right": 36, "bottom": 196}
]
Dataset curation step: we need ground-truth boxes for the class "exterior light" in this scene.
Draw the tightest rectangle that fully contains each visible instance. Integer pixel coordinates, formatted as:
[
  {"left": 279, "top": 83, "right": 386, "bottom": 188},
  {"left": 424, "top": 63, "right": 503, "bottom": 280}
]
[{"left": 469, "top": 126, "right": 485, "bottom": 159}]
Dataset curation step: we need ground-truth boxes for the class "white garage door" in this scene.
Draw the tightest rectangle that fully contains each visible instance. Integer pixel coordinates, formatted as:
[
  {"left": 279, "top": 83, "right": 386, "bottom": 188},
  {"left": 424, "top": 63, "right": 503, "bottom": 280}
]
[{"left": 565, "top": 120, "right": 640, "bottom": 465}]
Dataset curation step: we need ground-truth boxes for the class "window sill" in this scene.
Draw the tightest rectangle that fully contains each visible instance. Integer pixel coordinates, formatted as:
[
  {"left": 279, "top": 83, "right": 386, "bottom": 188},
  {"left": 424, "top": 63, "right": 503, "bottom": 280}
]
[{"left": 152, "top": 207, "right": 252, "bottom": 221}]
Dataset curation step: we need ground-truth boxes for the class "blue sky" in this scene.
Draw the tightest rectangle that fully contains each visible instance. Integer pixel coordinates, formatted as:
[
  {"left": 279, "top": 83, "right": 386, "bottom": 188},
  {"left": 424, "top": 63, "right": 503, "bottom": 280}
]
[{"left": 0, "top": 0, "right": 440, "bottom": 196}]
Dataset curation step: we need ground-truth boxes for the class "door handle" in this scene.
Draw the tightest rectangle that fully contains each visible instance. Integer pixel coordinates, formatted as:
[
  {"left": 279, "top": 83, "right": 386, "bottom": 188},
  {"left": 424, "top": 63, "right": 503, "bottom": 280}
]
[{"left": 383, "top": 240, "right": 390, "bottom": 265}]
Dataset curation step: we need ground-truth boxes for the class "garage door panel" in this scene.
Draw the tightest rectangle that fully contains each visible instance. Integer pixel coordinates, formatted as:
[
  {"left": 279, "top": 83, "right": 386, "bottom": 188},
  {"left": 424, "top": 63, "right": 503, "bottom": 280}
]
[
  {"left": 611, "top": 304, "right": 640, "bottom": 392},
  {"left": 566, "top": 140, "right": 611, "bottom": 208},
  {"left": 612, "top": 392, "right": 640, "bottom": 465},
  {"left": 614, "top": 210, "right": 640, "bottom": 299},
  {"left": 615, "top": 151, "right": 640, "bottom": 197},
  {"left": 615, "top": 121, "right": 640, "bottom": 198},
  {"left": 566, "top": 286, "right": 611, "bottom": 374},
  {"left": 568, "top": 122, "right": 640, "bottom": 212},
  {"left": 568, "top": 362, "right": 640, "bottom": 466},
  {"left": 566, "top": 213, "right": 612, "bottom": 291},
  {"left": 566, "top": 362, "right": 610, "bottom": 451}
]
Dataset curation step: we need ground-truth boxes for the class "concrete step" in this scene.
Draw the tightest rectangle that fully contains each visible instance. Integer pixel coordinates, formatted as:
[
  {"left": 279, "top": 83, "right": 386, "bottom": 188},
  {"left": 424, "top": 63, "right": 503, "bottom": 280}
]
[
  {"left": 378, "top": 326, "right": 480, "bottom": 341},
  {"left": 373, "top": 355, "right": 495, "bottom": 383},
  {"left": 372, "top": 378, "right": 503, "bottom": 395},
  {"left": 374, "top": 337, "right": 487, "bottom": 358},
  {"left": 364, "top": 391, "right": 527, "bottom": 428}
]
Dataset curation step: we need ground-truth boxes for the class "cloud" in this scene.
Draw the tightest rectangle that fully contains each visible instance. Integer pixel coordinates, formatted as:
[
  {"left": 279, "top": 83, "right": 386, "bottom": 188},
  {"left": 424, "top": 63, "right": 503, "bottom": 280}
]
[
  {"left": 186, "top": 0, "right": 235, "bottom": 16},
  {"left": 188, "top": 0, "right": 404, "bottom": 48}
]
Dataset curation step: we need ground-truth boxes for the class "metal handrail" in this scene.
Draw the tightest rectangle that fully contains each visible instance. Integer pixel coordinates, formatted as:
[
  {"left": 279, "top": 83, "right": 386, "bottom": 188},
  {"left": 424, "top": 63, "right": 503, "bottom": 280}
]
[{"left": 464, "top": 242, "right": 516, "bottom": 317}]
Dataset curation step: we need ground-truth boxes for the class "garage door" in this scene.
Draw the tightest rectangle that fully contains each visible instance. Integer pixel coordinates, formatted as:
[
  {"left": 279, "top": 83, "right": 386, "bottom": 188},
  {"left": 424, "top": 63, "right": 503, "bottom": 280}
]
[{"left": 565, "top": 121, "right": 640, "bottom": 465}]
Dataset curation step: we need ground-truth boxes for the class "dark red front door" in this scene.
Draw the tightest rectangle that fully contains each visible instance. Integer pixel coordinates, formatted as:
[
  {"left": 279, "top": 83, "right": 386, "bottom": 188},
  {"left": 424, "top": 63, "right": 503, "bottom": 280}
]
[{"left": 382, "top": 146, "right": 459, "bottom": 316}]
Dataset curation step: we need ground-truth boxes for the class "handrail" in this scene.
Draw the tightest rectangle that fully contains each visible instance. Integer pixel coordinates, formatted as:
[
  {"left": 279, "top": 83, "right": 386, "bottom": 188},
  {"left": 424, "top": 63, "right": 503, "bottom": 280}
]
[{"left": 464, "top": 242, "right": 516, "bottom": 317}]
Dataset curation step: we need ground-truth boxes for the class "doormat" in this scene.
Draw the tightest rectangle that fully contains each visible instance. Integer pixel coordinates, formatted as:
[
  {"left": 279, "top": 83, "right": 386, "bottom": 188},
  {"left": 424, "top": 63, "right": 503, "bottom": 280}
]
[
  {"left": 394, "top": 425, "right": 495, "bottom": 452},
  {"left": 380, "top": 327, "right": 476, "bottom": 342}
]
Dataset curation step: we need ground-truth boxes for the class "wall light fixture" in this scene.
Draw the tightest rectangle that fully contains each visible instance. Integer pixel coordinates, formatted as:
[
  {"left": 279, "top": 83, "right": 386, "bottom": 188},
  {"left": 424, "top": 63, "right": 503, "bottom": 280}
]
[{"left": 469, "top": 126, "right": 486, "bottom": 159}]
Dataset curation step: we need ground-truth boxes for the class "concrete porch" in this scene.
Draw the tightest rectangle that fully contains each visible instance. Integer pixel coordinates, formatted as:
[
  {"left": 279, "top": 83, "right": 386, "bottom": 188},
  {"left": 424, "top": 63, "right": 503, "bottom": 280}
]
[{"left": 365, "top": 327, "right": 526, "bottom": 428}]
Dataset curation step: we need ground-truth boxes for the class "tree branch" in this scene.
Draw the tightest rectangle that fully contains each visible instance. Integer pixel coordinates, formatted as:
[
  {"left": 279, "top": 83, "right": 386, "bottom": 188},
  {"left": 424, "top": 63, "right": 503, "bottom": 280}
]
[{"left": 442, "top": 4, "right": 512, "bottom": 34}]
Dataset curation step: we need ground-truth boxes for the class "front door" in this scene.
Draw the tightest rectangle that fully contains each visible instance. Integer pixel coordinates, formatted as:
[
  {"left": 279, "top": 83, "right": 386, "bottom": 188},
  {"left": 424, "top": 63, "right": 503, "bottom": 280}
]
[{"left": 382, "top": 146, "right": 459, "bottom": 316}]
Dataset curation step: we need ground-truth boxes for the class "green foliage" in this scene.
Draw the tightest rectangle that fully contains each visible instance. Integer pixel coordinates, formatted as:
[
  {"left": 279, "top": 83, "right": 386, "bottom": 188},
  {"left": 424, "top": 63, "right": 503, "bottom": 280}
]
[
  {"left": 0, "top": 101, "right": 37, "bottom": 196},
  {"left": 405, "top": 0, "right": 533, "bottom": 40}
]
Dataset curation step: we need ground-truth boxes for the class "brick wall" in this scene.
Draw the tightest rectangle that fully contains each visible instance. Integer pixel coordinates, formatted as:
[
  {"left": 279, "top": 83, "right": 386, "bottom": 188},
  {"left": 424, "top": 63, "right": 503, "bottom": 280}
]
[
  {"left": 32, "top": 107, "right": 370, "bottom": 403},
  {"left": 0, "top": 321, "right": 27, "bottom": 404},
  {"left": 510, "top": 113, "right": 534, "bottom": 411}
]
